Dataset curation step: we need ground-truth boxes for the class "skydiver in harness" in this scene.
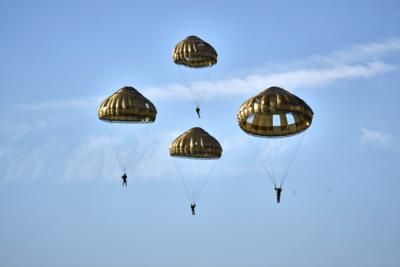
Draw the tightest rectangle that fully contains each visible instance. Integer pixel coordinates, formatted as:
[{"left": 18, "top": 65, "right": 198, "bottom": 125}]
[
  {"left": 121, "top": 173, "right": 128, "bottom": 187},
  {"left": 190, "top": 203, "right": 196, "bottom": 216},
  {"left": 195, "top": 105, "right": 201, "bottom": 119},
  {"left": 274, "top": 186, "right": 282, "bottom": 203}
]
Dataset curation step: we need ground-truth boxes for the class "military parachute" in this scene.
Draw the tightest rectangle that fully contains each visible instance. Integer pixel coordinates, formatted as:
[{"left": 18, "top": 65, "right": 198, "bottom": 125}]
[
  {"left": 98, "top": 86, "right": 157, "bottom": 182},
  {"left": 172, "top": 35, "right": 218, "bottom": 118},
  {"left": 170, "top": 127, "right": 222, "bottom": 212},
  {"left": 237, "top": 86, "right": 313, "bottom": 203}
]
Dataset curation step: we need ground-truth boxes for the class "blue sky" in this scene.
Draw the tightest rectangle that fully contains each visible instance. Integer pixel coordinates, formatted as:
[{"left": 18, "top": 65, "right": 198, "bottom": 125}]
[{"left": 1, "top": 0, "right": 400, "bottom": 266}]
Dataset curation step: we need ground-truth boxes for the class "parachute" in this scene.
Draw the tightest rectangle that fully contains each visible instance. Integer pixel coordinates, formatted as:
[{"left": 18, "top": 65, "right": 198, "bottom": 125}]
[
  {"left": 173, "top": 35, "right": 218, "bottom": 68},
  {"left": 172, "top": 35, "right": 218, "bottom": 118},
  {"left": 237, "top": 86, "right": 312, "bottom": 137},
  {"left": 237, "top": 86, "right": 313, "bottom": 196},
  {"left": 98, "top": 86, "right": 157, "bottom": 177},
  {"left": 98, "top": 86, "right": 157, "bottom": 123},
  {"left": 170, "top": 127, "right": 222, "bottom": 205}
]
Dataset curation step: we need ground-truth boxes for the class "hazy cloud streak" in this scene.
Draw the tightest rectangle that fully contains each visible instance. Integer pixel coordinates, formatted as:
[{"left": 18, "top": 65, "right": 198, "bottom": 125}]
[
  {"left": 360, "top": 128, "right": 393, "bottom": 148},
  {"left": 14, "top": 38, "right": 400, "bottom": 110}
]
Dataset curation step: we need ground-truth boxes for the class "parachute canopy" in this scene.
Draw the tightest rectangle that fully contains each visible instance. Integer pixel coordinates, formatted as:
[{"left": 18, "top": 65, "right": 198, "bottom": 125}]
[
  {"left": 237, "top": 86, "right": 313, "bottom": 137},
  {"left": 98, "top": 86, "right": 157, "bottom": 123},
  {"left": 173, "top": 35, "right": 218, "bottom": 68},
  {"left": 169, "top": 127, "right": 222, "bottom": 159}
]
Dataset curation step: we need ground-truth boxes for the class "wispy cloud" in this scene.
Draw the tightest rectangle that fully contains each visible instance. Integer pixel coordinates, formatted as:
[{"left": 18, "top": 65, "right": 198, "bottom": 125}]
[
  {"left": 3, "top": 38, "right": 399, "bottom": 182},
  {"left": 144, "top": 61, "right": 395, "bottom": 100},
  {"left": 62, "top": 130, "right": 175, "bottom": 182},
  {"left": 324, "top": 37, "right": 400, "bottom": 64},
  {"left": 360, "top": 128, "right": 393, "bottom": 148},
  {"left": 144, "top": 38, "right": 400, "bottom": 100},
  {"left": 13, "top": 38, "right": 400, "bottom": 110}
]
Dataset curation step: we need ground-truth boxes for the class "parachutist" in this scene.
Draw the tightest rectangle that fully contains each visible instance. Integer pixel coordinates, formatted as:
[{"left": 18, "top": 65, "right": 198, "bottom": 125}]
[
  {"left": 121, "top": 173, "right": 128, "bottom": 187},
  {"left": 191, "top": 203, "right": 196, "bottom": 216},
  {"left": 274, "top": 186, "right": 282, "bottom": 203},
  {"left": 195, "top": 106, "right": 201, "bottom": 119}
]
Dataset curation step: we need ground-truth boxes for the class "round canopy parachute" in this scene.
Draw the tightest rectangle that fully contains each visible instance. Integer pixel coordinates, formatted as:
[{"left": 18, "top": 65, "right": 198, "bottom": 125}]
[
  {"left": 237, "top": 86, "right": 313, "bottom": 137},
  {"left": 98, "top": 86, "right": 157, "bottom": 123},
  {"left": 173, "top": 35, "right": 218, "bottom": 68},
  {"left": 170, "top": 127, "right": 222, "bottom": 205},
  {"left": 237, "top": 86, "right": 313, "bottom": 193},
  {"left": 169, "top": 127, "right": 222, "bottom": 159},
  {"left": 98, "top": 86, "right": 157, "bottom": 177}
]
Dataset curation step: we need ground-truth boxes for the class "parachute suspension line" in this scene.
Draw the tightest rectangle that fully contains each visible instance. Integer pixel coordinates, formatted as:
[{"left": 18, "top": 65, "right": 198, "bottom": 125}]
[
  {"left": 269, "top": 138, "right": 280, "bottom": 186},
  {"left": 110, "top": 137, "right": 125, "bottom": 174},
  {"left": 193, "top": 69, "right": 209, "bottom": 111},
  {"left": 173, "top": 160, "right": 193, "bottom": 203},
  {"left": 123, "top": 124, "right": 137, "bottom": 173},
  {"left": 193, "top": 160, "right": 218, "bottom": 203},
  {"left": 250, "top": 139, "right": 277, "bottom": 186},
  {"left": 178, "top": 69, "right": 199, "bottom": 110},
  {"left": 123, "top": 125, "right": 151, "bottom": 176},
  {"left": 273, "top": 138, "right": 285, "bottom": 186},
  {"left": 108, "top": 123, "right": 128, "bottom": 174},
  {"left": 279, "top": 133, "right": 306, "bottom": 187}
]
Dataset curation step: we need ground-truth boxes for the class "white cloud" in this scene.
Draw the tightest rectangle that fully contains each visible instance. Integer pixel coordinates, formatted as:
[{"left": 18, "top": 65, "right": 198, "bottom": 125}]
[
  {"left": 324, "top": 37, "right": 400, "bottom": 64},
  {"left": 62, "top": 130, "right": 176, "bottom": 182},
  {"left": 360, "top": 128, "right": 393, "bottom": 148},
  {"left": 143, "top": 61, "right": 396, "bottom": 101},
  {"left": 14, "top": 38, "right": 400, "bottom": 110},
  {"left": 3, "top": 38, "right": 400, "bottom": 183}
]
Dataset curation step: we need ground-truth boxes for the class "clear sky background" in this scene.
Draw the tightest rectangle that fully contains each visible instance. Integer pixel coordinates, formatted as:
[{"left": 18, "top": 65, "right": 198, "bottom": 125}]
[{"left": 1, "top": 0, "right": 400, "bottom": 266}]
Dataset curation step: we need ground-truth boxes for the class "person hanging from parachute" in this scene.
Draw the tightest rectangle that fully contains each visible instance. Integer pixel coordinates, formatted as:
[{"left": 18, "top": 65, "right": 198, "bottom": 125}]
[
  {"left": 170, "top": 127, "right": 223, "bottom": 216},
  {"left": 274, "top": 186, "right": 282, "bottom": 203},
  {"left": 121, "top": 173, "right": 128, "bottom": 187},
  {"left": 190, "top": 203, "right": 196, "bottom": 216},
  {"left": 237, "top": 86, "right": 313, "bottom": 204},
  {"left": 98, "top": 86, "right": 157, "bottom": 186},
  {"left": 195, "top": 105, "right": 201, "bottom": 119},
  {"left": 173, "top": 35, "right": 217, "bottom": 119}
]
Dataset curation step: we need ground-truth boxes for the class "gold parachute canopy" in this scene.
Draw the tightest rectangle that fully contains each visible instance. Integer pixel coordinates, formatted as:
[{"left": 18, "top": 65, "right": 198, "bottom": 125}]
[
  {"left": 98, "top": 86, "right": 157, "bottom": 123},
  {"left": 169, "top": 127, "right": 223, "bottom": 159},
  {"left": 237, "top": 86, "right": 313, "bottom": 137},
  {"left": 173, "top": 35, "right": 218, "bottom": 68}
]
